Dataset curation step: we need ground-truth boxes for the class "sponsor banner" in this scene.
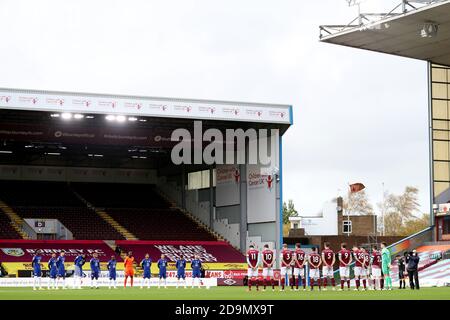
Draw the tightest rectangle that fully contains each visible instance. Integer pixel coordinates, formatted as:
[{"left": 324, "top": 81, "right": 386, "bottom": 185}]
[
  {"left": 217, "top": 278, "right": 244, "bottom": 286},
  {"left": 247, "top": 164, "right": 277, "bottom": 223},
  {"left": 0, "top": 89, "right": 292, "bottom": 125},
  {"left": 0, "top": 277, "right": 217, "bottom": 287},
  {"left": 0, "top": 240, "right": 245, "bottom": 272},
  {"left": 216, "top": 165, "right": 240, "bottom": 207},
  {"left": 115, "top": 240, "right": 245, "bottom": 264}
]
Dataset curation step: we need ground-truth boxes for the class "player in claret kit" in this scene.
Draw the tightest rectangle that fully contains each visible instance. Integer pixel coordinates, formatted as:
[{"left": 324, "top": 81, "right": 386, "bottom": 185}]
[
  {"left": 280, "top": 243, "right": 294, "bottom": 291},
  {"left": 370, "top": 246, "right": 383, "bottom": 290},
  {"left": 56, "top": 252, "right": 66, "bottom": 289},
  {"left": 47, "top": 253, "right": 58, "bottom": 290},
  {"left": 246, "top": 244, "right": 260, "bottom": 292},
  {"left": 308, "top": 247, "right": 322, "bottom": 291},
  {"left": 191, "top": 254, "right": 203, "bottom": 289},
  {"left": 360, "top": 247, "right": 370, "bottom": 290},
  {"left": 176, "top": 255, "right": 187, "bottom": 289},
  {"left": 352, "top": 245, "right": 365, "bottom": 291},
  {"left": 124, "top": 251, "right": 135, "bottom": 288},
  {"left": 261, "top": 244, "right": 275, "bottom": 291},
  {"left": 321, "top": 242, "right": 336, "bottom": 290},
  {"left": 293, "top": 243, "right": 307, "bottom": 291},
  {"left": 338, "top": 243, "right": 352, "bottom": 291},
  {"left": 107, "top": 255, "right": 117, "bottom": 289},
  {"left": 140, "top": 253, "right": 152, "bottom": 289},
  {"left": 31, "top": 251, "right": 43, "bottom": 290},
  {"left": 90, "top": 253, "right": 100, "bottom": 289},
  {"left": 157, "top": 254, "right": 168, "bottom": 289}
]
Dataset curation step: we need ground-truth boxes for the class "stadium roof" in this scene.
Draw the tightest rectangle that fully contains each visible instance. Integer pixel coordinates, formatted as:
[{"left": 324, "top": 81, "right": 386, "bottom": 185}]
[{"left": 319, "top": 0, "right": 450, "bottom": 66}]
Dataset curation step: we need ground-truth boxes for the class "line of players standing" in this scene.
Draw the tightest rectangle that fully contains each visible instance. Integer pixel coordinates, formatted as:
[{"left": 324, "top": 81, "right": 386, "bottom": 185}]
[
  {"left": 31, "top": 250, "right": 204, "bottom": 290},
  {"left": 246, "top": 241, "right": 392, "bottom": 292}
]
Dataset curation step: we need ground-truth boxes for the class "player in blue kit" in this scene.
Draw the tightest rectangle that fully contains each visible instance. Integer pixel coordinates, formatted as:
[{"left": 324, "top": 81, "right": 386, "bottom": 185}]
[
  {"left": 157, "top": 254, "right": 168, "bottom": 289},
  {"left": 107, "top": 256, "right": 117, "bottom": 289},
  {"left": 73, "top": 253, "right": 86, "bottom": 289},
  {"left": 47, "top": 253, "right": 58, "bottom": 290},
  {"left": 140, "top": 253, "right": 152, "bottom": 289},
  {"left": 191, "top": 254, "right": 203, "bottom": 289},
  {"left": 31, "top": 251, "right": 43, "bottom": 290},
  {"left": 90, "top": 253, "right": 101, "bottom": 289},
  {"left": 56, "top": 252, "right": 66, "bottom": 289},
  {"left": 176, "top": 255, "right": 187, "bottom": 289}
]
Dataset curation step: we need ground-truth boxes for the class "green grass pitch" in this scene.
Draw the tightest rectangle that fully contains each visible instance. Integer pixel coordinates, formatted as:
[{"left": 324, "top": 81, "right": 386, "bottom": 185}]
[{"left": 0, "top": 286, "right": 449, "bottom": 300}]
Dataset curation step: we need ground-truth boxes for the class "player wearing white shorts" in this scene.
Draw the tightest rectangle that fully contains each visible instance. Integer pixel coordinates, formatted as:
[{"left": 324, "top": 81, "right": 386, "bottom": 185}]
[
  {"left": 279, "top": 243, "right": 294, "bottom": 291},
  {"left": 338, "top": 243, "right": 352, "bottom": 291},
  {"left": 246, "top": 245, "right": 260, "bottom": 291},
  {"left": 293, "top": 243, "right": 307, "bottom": 291},
  {"left": 370, "top": 246, "right": 383, "bottom": 290},
  {"left": 352, "top": 245, "right": 365, "bottom": 291},
  {"left": 360, "top": 246, "right": 370, "bottom": 290},
  {"left": 261, "top": 244, "right": 275, "bottom": 291},
  {"left": 308, "top": 247, "right": 322, "bottom": 291},
  {"left": 321, "top": 242, "right": 336, "bottom": 290}
]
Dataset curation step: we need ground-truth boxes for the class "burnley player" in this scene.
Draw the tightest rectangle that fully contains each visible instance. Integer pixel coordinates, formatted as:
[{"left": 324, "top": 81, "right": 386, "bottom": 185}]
[
  {"left": 246, "top": 244, "right": 260, "bottom": 291},
  {"left": 56, "top": 252, "right": 66, "bottom": 290},
  {"left": 107, "top": 255, "right": 117, "bottom": 289},
  {"left": 140, "top": 253, "right": 152, "bottom": 289},
  {"left": 370, "top": 246, "right": 383, "bottom": 290},
  {"left": 360, "top": 247, "right": 370, "bottom": 290},
  {"left": 191, "top": 254, "right": 203, "bottom": 289},
  {"left": 321, "top": 242, "right": 336, "bottom": 290},
  {"left": 48, "top": 253, "right": 58, "bottom": 290},
  {"left": 31, "top": 251, "right": 43, "bottom": 290},
  {"left": 338, "top": 243, "right": 352, "bottom": 291},
  {"left": 293, "top": 243, "right": 307, "bottom": 291},
  {"left": 261, "top": 244, "right": 275, "bottom": 291},
  {"left": 73, "top": 253, "right": 86, "bottom": 289},
  {"left": 90, "top": 253, "right": 100, "bottom": 289},
  {"left": 352, "top": 245, "right": 365, "bottom": 291},
  {"left": 157, "top": 254, "right": 168, "bottom": 289},
  {"left": 280, "top": 243, "right": 294, "bottom": 291},
  {"left": 381, "top": 242, "right": 393, "bottom": 290},
  {"left": 308, "top": 247, "right": 322, "bottom": 291},
  {"left": 176, "top": 255, "right": 187, "bottom": 289}
]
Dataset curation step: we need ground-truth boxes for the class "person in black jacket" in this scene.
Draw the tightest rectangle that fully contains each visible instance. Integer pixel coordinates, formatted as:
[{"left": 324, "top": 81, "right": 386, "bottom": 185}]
[
  {"left": 395, "top": 255, "right": 406, "bottom": 289},
  {"left": 405, "top": 250, "right": 420, "bottom": 290}
]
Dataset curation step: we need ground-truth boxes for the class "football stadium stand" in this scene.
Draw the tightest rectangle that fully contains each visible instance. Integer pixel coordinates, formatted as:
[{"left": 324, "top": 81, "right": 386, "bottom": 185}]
[
  {"left": 0, "top": 181, "right": 219, "bottom": 241},
  {"left": 0, "top": 210, "right": 20, "bottom": 239}
]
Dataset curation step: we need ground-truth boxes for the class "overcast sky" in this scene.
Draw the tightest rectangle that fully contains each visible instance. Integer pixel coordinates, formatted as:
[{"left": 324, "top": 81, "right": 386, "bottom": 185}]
[{"left": 0, "top": 0, "right": 430, "bottom": 216}]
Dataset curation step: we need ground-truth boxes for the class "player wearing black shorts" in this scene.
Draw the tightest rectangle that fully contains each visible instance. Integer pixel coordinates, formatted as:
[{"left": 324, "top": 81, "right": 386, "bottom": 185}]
[{"left": 395, "top": 255, "right": 406, "bottom": 289}]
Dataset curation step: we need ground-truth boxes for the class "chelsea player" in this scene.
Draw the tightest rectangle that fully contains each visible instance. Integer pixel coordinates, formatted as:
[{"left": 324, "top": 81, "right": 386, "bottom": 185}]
[
  {"left": 176, "top": 255, "right": 187, "bottom": 289},
  {"left": 191, "top": 254, "right": 203, "bottom": 289},
  {"left": 73, "top": 253, "right": 86, "bottom": 289},
  {"left": 90, "top": 253, "right": 101, "bottom": 289},
  {"left": 140, "top": 253, "right": 152, "bottom": 289},
  {"left": 107, "top": 255, "right": 117, "bottom": 289},
  {"left": 47, "top": 253, "right": 58, "bottom": 290},
  {"left": 157, "top": 254, "right": 168, "bottom": 289},
  {"left": 56, "top": 252, "right": 66, "bottom": 289},
  {"left": 31, "top": 251, "right": 43, "bottom": 290}
]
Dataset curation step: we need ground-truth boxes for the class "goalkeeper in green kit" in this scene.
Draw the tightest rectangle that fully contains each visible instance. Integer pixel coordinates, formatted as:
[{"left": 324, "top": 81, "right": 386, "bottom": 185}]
[{"left": 381, "top": 242, "right": 393, "bottom": 290}]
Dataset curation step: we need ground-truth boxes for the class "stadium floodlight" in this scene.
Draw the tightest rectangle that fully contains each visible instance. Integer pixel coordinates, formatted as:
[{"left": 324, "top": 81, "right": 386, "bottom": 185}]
[
  {"left": 0, "top": 150, "right": 13, "bottom": 154},
  {"left": 420, "top": 22, "right": 439, "bottom": 38},
  {"left": 116, "top": 115, "right": 126, "bottom": 122},
  {"left": 86, "top": 115, "right": 95, "bottom": 119},
  {"left": 61, "top": 112, "right": 72, "bottom": 120},
  {"left": 50, "top": 113, "right": 60, "bottom": 118},
  {"left": 105, "top": 115, "right": 116, "bottom": 121},
  {"left": 74, "top": 114, "right": 84, "bottom": 119},
  {"left": 128, "top": 117, "right": 138, "bottom": 122},
  {"left": 46, "top": 152, "right": 61, "bottom": 156},
  {"left": 94, "top": 154, "right": 103, "bottom": 157}
]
